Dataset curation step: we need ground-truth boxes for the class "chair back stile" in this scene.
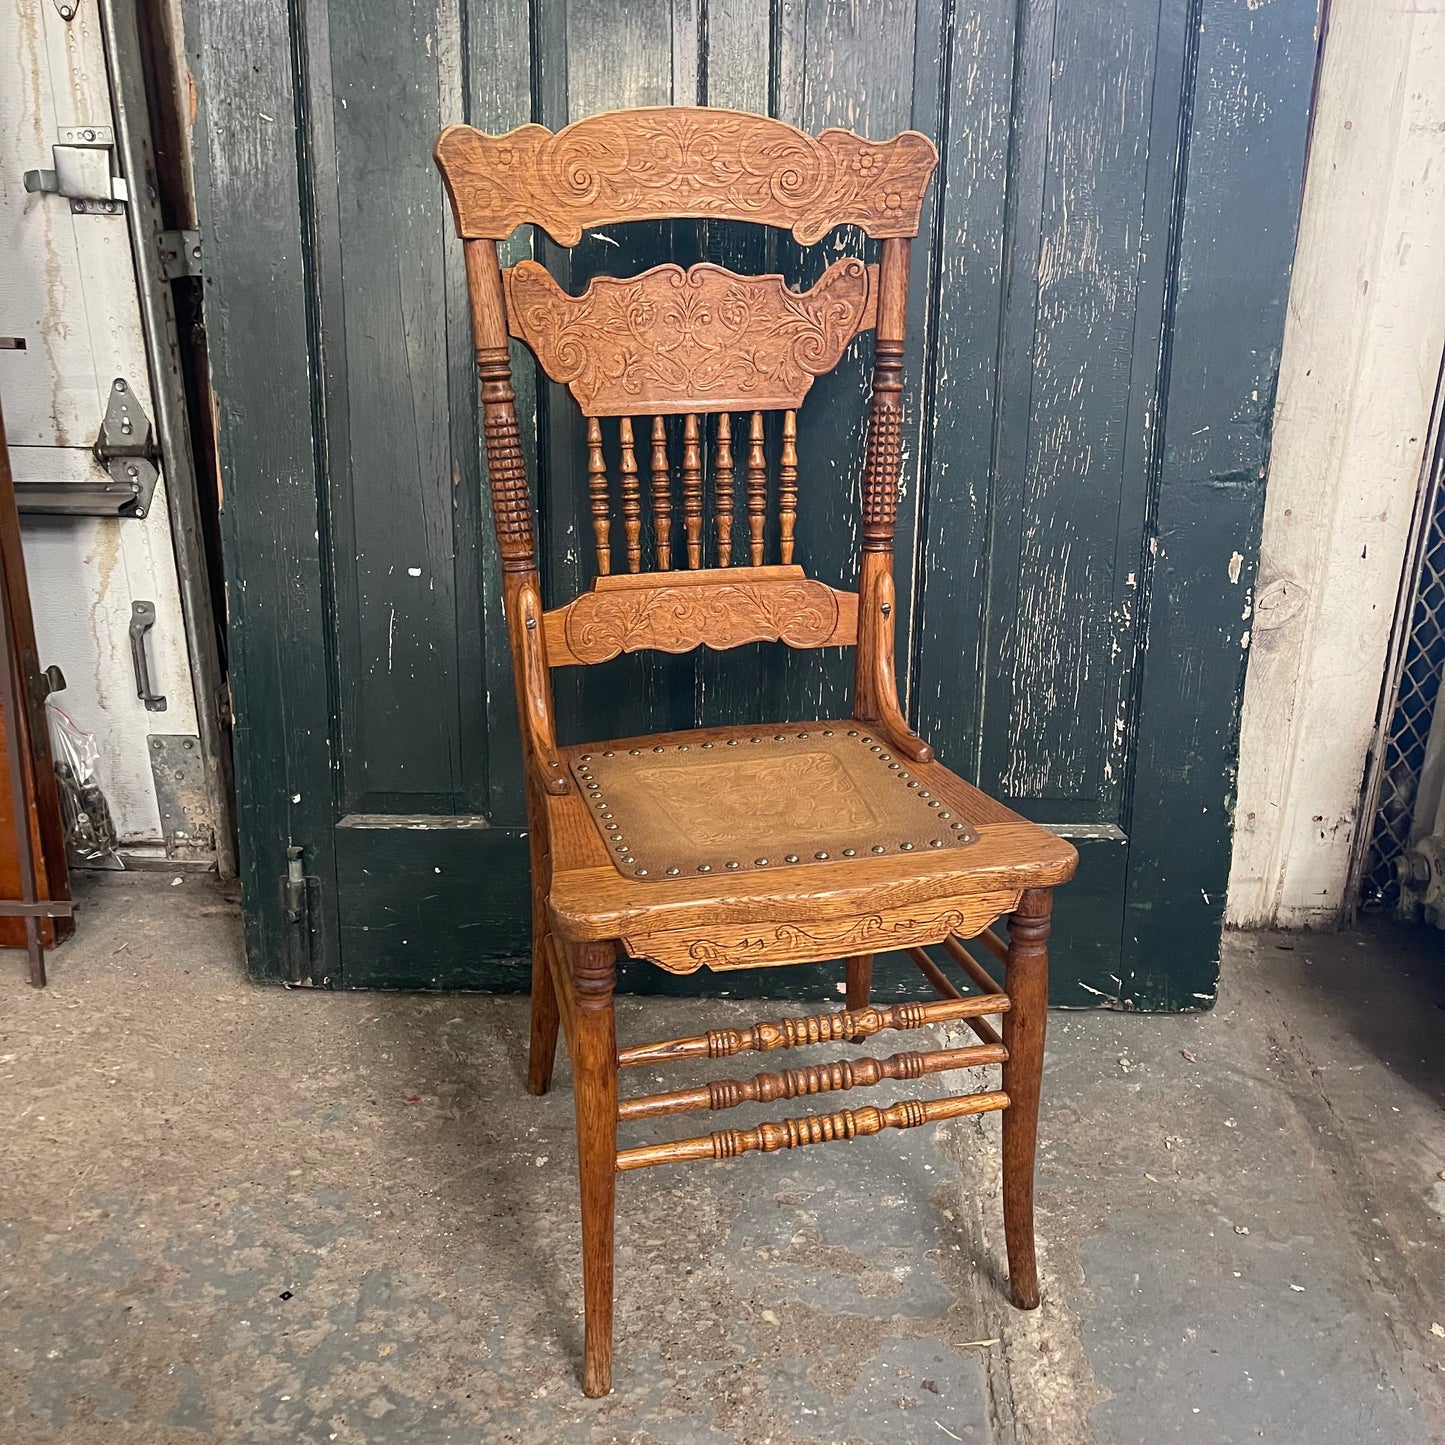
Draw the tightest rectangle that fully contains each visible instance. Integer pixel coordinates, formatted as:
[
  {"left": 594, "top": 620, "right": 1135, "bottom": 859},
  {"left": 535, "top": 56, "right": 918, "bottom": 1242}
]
[{"left": 436, "top": 107, "right": 940, "bottom": 801}]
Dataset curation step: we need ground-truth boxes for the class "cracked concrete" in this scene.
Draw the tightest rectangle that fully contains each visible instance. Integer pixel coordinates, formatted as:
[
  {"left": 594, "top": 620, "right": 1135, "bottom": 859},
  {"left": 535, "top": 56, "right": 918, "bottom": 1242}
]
[{"left": 0, "top": 872, "right": 1442, "bottom": 1443}]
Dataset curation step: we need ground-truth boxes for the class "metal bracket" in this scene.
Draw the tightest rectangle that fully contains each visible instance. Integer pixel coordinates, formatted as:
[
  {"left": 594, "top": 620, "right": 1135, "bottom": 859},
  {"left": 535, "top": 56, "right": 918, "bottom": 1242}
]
[
  {"left": 157, "top": 229, "right": 202, "bottom": 280},
  {"left": 147, "top": 734, "right": 216, "bottom": 861},
  {"left": 129, "top": 600, "right": 167, "bottom": 712},
  {"left": 283, "top": 847, "right": 324, "bottom": 985},
  {"left": 23, "top": 127, "right": 129, "bottom": 214},
  {"left": 15, "top": 378, "right": 160, "bottom": 518}
]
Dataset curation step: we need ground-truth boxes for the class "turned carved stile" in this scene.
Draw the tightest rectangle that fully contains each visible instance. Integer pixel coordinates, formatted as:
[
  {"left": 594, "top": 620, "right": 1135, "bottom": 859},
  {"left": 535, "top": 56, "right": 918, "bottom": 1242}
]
[
  {"left": 650, "top": 417, "right": 673, "bottom": 570},
  {"left": 464, "top": 241, "right": 537, "bottom": 573},
  {"left": 587, "top": 417, "right": 611, "bottom": 576},
  {"left": 746, "top": 411, "right": 767, "bottom": 566},
  {"left": 779, "top": 410, "right": 799, "bottom": 565},
  {"left": 619, "top": 418, "right": 642, "bottom": 573},
  {"left": 861, "top": 239, "right": 910, "bottom": 555},
  {"left": 715, "top": 413, "right": 735, "bottom": 566}
]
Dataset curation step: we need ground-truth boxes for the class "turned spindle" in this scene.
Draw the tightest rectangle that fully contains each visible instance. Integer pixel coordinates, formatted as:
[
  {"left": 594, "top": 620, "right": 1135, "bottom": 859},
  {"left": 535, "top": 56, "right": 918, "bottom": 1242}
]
[
  {"left": 746, "top": 410, "right": 767, "bottom": 566},
  {"left": 619, "top": 417, "right": 641, "bottom": 573},
  {"left": 586, "top": 417, "right": 610, "bottom": 576},
  {"left": 650, "top": 416, "right": 673, "bottom": 570},
  {"left": 682, "top": 413, "right": 703, "bottom": 568},
  {"left": 779, "top": 409, "right": 798, "bottom": 565},
  {"left": 714, "top": 413, "right": 735, "bottom": 567}
]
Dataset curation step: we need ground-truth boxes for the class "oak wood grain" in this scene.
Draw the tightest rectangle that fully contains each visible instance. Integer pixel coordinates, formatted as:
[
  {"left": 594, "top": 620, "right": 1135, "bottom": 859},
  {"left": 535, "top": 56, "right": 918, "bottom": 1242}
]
[
  {"left": 543, "top": 567, "right": 858, "bottom": 667},
  {"left": 436, "top": 108, "right": 939, "bottom": 245},
  {"left": 504, "top": 258, "right": 876, "bottom": 416}
]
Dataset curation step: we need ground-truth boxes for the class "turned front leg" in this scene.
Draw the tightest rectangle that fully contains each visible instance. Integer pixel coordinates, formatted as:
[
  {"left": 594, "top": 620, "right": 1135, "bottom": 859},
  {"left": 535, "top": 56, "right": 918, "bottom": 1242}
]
[
  {"left": 570, "top": 939, "right": 619, "bottom": 1396},
  {"left": 1001, "top": 888, "right": 1051, "bottom": 1309}
]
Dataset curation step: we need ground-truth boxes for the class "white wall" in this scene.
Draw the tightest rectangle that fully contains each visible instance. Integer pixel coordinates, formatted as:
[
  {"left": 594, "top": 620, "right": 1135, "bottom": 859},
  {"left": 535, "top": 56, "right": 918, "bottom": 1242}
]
[{"left": 1227, "top": 0, "right": 1445, "bottom": 928}]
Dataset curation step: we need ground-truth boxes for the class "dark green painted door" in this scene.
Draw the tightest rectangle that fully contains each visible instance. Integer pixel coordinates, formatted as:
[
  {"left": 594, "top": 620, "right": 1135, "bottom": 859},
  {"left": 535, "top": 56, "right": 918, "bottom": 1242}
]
[{"left": 190, "top": 0, "right": 1316, "bottom": 1006}]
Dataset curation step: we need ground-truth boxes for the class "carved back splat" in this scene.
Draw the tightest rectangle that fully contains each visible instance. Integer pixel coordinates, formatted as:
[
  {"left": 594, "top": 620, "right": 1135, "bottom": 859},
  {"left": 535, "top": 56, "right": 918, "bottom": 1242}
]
[{"left": 438, "top": 105, "right": 939, "bottom": 776}]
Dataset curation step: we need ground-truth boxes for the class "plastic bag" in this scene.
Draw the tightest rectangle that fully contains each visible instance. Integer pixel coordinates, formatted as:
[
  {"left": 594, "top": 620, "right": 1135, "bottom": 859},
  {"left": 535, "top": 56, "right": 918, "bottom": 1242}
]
[{"left": 47, "top": 702, "right": 123, "bottom": 870}]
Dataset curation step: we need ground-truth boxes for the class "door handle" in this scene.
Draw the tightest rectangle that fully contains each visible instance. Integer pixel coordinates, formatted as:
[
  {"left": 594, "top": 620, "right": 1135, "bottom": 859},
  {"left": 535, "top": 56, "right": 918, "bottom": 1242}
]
[{"left": 129, "top": 601, "right": 167, "bottom": 711}]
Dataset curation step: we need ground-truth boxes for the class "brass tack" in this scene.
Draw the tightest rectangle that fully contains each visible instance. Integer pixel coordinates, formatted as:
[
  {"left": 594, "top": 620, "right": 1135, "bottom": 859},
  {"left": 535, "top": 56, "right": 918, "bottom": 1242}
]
[
  {"left": 929, "top": 839, "right": 943, "bottom": 848},
  {"left": 635, "top": 868, "right": 649, "bottom": 876},
  {"left": 889, "top": 763, "right": 901, "bottom": 771},
  {"left": 899, "top": 772, "right": 911, "bottom": 781},
  {"left": 952, "top": 822, "right": 966, "bottom": 830},
  {"left": 880, "top": 753, "right": 891, "bottom": 762},
  {"left": 842, "top": 848, "right": 856, "bottom": 857},
  {"left": 698, "top": 863, "right": 711, "bottom": 872},
  {"left": 860, "top": 735, "right": 873, "bottom": 743},
  {"left": 847, "top": 730, "right": 859, "bottom": 737},
  {"left": 725, "top": 861, "right": 740, "bottom": 870},
  {"left": 939, "top": 811, "right": 951, "bottom": 819},
  {"left": 927, "top": 800, "right": 940, "bottom": 808},
  {"left": 900, "top": 841, "right": 914, "bottom": 851},
  {"left": 815, "top": 851, "right": 829, "bottom": 860},
  {"left": 702, "top": 742, "right": 714, "bottom": 749},
  {"left": 666, "top": 867, "right": 681, "bottom": 876},
  {"left": 678, "top": 744, "right": 690, "bottom": 751},
  {"left": 871, "top": 844, "right": 886, "bottom": 854},
  {"left": 919, "top": 790, "right": 931, "bottom": 799},
  {"left": 605, "top": 822, "right": 619, "bottom": 831},
  {"left": 797, "top": 732, "right": 809, "bottom": 738},
  {"left": 629, "top": 748, "right": 642, "bottom": 755},
  {"left": 907, "top": 781, "right": 920, "bottom": 789},
  {"left": 580, "top": 754, "right": 592, "bottom": 762},
  {"left": 774, "top": 734, "right": 786, "bottom": 741},
  {"left": 603, "top": 750, "right": 615, "bottom": 757},
  {"left": 822, "top": 729, "right": 834, "bottom": 736},
  {"left": 785, "top": 854, "right": 800, "bottom": 864},
  {"left": 727, "top": 740, "right": 739, "bottom": 746},
  {"left": 750, "top": 736, "right": 762, "bottom": 743},
  {"left": 653, "top": 746, "right": 665, "bottom": 753},
  {"left": 755, "top": 857, "right": 769, "bottom": 866},
  {"left": 870, "top": 745, "right": 882, "bottom": 753}
]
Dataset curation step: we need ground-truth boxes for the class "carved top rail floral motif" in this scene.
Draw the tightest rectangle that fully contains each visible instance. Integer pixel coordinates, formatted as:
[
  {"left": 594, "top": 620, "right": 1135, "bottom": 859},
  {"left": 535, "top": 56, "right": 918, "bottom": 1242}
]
[
  {"left": 502, "top": 257, "right": 876, "bottom": 416},
  {"left": 434, "top": 107, "right": 938, "bottom": 245}
]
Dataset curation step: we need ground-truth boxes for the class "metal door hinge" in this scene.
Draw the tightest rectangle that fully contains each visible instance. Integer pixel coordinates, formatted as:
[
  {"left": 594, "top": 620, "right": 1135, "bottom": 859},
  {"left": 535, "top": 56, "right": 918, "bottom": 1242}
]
[
  {"left": 16, "top": 378, "right": 161, "bottom": 518},
  {"left": 283, "top": 847, "right": 324, "bottom": 986},
  {"left": 147, "top": 734, "right": 217, "bottom": 861},
  {"left": 23, "top": 127, "right": 129, "bottom": 214},
  {"left": 157, "top": 229, "right": 202, "bottom": 280}
]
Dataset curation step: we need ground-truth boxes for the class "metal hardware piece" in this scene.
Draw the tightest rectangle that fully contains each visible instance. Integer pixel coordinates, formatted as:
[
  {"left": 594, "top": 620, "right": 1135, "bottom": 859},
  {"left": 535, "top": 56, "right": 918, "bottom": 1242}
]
[
  {"left": 147, "top": 734, "right": 217, "bottom": 862},
  {"left": 16, "top": 378, "right": 160, "bottom": 518},
  {"left": 128, "top": 600, "right": 166, "bottom": 711},
  {"left": 52, "top": 0, "right": 77, "bottom": 19},
  {"left": 23, "top": 126, "right": 129, "bottom": 212},
  {"left": 157, "top": 229, "right": 202, "bottom": 280},
  {"left": 283, "top": 847, "right": 323, "bottom": 985}
]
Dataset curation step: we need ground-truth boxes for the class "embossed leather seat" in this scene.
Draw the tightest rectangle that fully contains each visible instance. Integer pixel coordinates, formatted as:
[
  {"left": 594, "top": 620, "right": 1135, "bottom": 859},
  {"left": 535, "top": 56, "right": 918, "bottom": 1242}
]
[
  {"left": 435, "top": 105, "right": 1077, "bottom": 1398},
  {"left": 548, "top": 721, "right": 1071, "bottom": 975}
]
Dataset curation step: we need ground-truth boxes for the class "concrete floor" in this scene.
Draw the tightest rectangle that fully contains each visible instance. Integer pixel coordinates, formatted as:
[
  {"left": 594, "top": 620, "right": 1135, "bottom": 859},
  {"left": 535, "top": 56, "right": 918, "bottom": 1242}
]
[{"left": 1, "top": 874, "right": 1442, "bottom": 1445}]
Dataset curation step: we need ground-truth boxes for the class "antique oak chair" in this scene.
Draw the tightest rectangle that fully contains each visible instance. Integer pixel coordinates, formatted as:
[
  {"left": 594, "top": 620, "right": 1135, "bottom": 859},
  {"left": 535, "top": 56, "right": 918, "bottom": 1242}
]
[{"left": 434, "top": 107, "right": 1077, "bottom": 1397}]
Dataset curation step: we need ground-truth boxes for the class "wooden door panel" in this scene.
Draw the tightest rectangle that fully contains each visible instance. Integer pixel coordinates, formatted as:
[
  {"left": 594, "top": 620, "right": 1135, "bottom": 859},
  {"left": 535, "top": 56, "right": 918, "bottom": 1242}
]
[{"left": 193, "top": 0, "right": 1318, "bottom": 1004}]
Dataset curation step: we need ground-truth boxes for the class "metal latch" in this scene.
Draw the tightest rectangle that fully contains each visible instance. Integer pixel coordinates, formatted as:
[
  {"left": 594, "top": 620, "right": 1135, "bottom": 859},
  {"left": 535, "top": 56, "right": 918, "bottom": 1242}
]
[
  {"left": 23, "top": 127, "right": 129, "bottom": 215},
  {"left": 157, "top": 230, "right": 202, "bottom": 280}
]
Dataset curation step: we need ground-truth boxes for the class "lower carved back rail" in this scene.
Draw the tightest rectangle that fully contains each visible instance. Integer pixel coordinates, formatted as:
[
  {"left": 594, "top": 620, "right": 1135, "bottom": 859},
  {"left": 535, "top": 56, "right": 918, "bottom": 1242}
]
[
  {"left": 584, "top": 410, "right": 800, "bottom": 576},
  {"left": 614, "top": 978, "right": 1014, "bottom": 1172}
]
